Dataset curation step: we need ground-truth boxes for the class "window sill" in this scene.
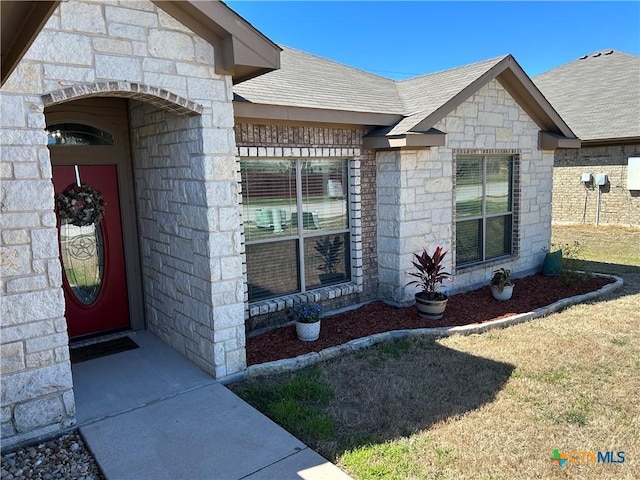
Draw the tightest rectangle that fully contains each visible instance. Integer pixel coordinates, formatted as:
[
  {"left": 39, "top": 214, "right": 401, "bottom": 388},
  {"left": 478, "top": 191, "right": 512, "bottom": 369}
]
[{"left": 247, "top": 282, "right": 361, "bottom": 318}]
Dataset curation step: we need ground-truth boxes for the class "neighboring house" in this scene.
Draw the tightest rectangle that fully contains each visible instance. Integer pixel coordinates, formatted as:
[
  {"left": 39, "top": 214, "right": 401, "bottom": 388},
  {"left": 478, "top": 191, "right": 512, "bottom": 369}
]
[
  {"left": 1, "top": 0, "right": 578, "bottom": 450},
  {"left": 534, "top": 50, "right": 640, "bottom": 226}
]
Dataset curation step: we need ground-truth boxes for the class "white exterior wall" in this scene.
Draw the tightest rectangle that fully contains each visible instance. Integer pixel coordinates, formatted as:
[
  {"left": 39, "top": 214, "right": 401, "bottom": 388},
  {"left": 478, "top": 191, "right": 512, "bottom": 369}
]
[
  {"left": 378, "top": 79, "right": 554, "bottom": 304},
  {"left": 0, "top": 0, "right": 242, "bottom": 449},
  {"left": 377, "top": 148, "right": 453, "bottom": 303},
  {"left": 130, "top": 100, "right": 245, "bottom": 378}
]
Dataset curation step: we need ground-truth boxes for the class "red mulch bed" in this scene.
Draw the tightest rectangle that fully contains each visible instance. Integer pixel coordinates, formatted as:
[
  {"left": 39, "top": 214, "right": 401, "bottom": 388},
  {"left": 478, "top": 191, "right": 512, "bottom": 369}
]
[{"left": 246, "top": 274, "right": 614, "bottom": 366}]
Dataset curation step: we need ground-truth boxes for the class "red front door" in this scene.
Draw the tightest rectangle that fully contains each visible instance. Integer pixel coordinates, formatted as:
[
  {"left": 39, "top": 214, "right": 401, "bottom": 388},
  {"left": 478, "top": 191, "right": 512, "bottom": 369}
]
[{"left": 53, "top": 164, "right": 130, "bottom": 338}]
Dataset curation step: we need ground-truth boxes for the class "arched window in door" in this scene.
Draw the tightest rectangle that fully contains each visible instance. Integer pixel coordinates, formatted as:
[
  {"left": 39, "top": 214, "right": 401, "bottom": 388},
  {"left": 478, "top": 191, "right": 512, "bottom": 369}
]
[{"left": 46, "top": 123, "right": 114, "bottom": 146}]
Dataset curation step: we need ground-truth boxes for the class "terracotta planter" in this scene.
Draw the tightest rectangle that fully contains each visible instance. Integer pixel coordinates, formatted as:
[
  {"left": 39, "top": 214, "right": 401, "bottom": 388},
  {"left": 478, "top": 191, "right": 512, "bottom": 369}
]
[
  {"left": 296, "top": 320, "right": 321, "bottom": 341},
  {"left": 491, "top": 284, "right": 514, "bottom": 301},
  {"left": 415, "top": 294, "right": 448, "bottom": 320}
]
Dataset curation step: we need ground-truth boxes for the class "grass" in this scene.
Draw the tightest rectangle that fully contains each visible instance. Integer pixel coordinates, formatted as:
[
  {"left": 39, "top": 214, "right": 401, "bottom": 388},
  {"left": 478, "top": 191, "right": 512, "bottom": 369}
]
[
  {"left": 230, "top": 225, "right": 640, "bottom": 479},
  {"left": 551, "top": 224, "right": 640, "bottom": 268},
  {"left": 232, "top": 368, "right": 336, "bottom": 442}
]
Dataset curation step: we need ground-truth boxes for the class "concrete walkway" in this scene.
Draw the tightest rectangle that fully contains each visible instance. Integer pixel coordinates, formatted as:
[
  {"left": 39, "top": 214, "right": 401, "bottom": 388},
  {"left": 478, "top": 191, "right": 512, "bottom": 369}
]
[{"left": 73, "top": 332, "right": 351, "bottom": 480}]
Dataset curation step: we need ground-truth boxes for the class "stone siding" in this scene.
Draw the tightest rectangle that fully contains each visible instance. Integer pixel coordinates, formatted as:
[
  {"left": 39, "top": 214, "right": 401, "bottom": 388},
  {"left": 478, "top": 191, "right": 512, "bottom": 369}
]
[
  {"left": 378, "top": 79, "right": 553, "bottom": 304},
  {"left": 1, "top": 0, "right": 241, "bottom": 449},
  {"left": 130, "top": 100, "right": 245, "bottom": 379},
  {"left": 553, "top": 144, "right": 640, "bottom": 226},
  {"left": 235, "top": 124, "right": 378, "bottom": 332}
]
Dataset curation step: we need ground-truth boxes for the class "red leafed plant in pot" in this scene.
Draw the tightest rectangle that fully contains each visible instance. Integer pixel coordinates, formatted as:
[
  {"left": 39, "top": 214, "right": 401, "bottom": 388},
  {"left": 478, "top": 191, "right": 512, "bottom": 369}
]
[{"left": 407, "top": 246, "right": 451, "bottom": 320}]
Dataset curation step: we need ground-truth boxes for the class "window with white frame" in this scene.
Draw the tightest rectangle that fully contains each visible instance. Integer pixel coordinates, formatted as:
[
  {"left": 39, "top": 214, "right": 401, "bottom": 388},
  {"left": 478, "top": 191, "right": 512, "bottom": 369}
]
[
  {"left": 455, "top": 155, "right": 514, "bottom": 266},
  {"left": 241, "top": 158, "right": 350, "bottom": 302}
]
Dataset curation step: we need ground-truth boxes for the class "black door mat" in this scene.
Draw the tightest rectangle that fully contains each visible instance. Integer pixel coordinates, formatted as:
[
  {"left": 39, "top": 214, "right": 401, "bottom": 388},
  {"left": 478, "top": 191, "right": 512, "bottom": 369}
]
[{"left": 71, "top": 336, "right": 139, "bottom": 364}]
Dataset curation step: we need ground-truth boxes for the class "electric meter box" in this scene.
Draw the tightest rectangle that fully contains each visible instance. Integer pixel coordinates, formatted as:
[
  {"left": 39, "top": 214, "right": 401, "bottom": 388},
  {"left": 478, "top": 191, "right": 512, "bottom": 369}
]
[
  {"left": 580, "top": 172, "right": 592, "bottom": 183},
  {"left": 595, "top": 173, "right": 608, "bottom": 186},
  {"left": 628, "top": 157, "right": 640, "bottom": 190}
]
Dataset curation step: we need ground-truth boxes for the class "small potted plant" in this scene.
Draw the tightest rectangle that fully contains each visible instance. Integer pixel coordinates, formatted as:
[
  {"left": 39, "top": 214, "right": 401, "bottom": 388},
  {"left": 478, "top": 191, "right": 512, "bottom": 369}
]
[
  {"left": 490, "top": 268, "right": 514, "bottom": 300},
  {"left": 290, "top": 302, "right": 323, "bottom": 341},
  {"left": 314, "top": 235, "right": 344, "bottom": 285},
  {"left": 407, "top": 246, "right": 451, "bottom": 319}
]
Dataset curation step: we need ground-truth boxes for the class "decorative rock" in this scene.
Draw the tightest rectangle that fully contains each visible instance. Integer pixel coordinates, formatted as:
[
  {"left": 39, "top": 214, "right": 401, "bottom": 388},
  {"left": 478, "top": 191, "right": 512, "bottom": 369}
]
[{"left": 0, "top": 431, "right": 103, "bottom": 480}]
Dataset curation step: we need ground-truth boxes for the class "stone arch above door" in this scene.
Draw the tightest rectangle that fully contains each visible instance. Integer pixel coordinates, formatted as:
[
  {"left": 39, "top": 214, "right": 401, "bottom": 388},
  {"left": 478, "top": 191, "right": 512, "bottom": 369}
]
[{"left": 42, "top": 81, "right": 203, "bottom": 117}]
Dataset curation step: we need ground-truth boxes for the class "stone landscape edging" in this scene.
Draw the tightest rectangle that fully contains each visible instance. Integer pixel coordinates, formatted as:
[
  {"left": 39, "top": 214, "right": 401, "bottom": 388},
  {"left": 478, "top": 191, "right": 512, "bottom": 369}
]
[{"left": 244, "top": 273, "right": 623, "bottom": 379}]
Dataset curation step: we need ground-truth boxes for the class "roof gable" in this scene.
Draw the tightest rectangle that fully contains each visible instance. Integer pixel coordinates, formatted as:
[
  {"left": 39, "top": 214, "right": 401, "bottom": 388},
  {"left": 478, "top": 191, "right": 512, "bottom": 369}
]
[
  {"left": 1, "top": 0, "right": 281, "bottom": 86},
  {"left": 389, "top": 56, "right": 508, "bottom": 135},
  {"left": 534, "top": 50, "right": 640, "bottom": 142},
  {"left": 397, "top": 56, "right": 507, "bottom": 113},
  {"left": 401, "top": 55, "right": 576, "bottom": 138}
]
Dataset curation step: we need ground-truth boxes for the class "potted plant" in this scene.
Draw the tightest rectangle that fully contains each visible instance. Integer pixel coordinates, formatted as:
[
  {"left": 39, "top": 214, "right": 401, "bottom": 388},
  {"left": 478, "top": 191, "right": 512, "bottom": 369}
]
[
  {"left": 314, "top": 235, "right": 344, "bottom": 285},
  {"left": 290, "top": 302, "right": 323, "bottom": 341},
  {"left": 490, "top": 268, "right": 514, "bottom": 300},
  {"left": 407, "top": 246, "right": 451, "bottom": 320}
]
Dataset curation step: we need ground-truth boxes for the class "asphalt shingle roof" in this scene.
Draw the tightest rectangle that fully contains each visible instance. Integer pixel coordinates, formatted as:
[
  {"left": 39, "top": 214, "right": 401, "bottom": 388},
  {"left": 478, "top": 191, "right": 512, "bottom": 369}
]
[
  {"left": 234, "top": 47, "right": 507, "bottom": 125},
  {"left": 534, "top": 50, "right": 640, "bottom": 141},
  {"left": 234, "top": 46, "right": 404, "bottom": 115}
]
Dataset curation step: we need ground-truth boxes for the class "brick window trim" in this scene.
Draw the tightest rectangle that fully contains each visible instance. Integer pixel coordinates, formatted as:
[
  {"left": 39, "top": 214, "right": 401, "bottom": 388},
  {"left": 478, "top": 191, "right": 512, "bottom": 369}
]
[
  {"left": 452, "top": 149, "right": 521, "bottom": 272},
  {"left": 238, "top": 146, "right": 364, "bottom": 318}
]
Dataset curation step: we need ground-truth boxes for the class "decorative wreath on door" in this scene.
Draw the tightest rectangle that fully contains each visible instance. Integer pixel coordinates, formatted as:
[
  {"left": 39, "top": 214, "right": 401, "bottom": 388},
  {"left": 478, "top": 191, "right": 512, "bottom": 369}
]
[{"left": 57, "top": 185, "right": 106, "bottom": 227}]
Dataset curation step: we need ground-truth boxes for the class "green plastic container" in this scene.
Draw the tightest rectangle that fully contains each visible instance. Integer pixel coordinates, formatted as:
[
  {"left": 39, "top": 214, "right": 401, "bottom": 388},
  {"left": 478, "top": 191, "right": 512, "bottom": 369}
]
[{"left": 542, "top": 250, "right": 562, "bottom": 276}]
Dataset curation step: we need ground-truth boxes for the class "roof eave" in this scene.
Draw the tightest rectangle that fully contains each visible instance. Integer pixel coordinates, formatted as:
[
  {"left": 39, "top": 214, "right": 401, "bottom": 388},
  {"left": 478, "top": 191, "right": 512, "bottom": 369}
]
[
  {"left": 580, "top": 136, "right": 640, "bottom": 147},
  {"left": 363, "top": 129, "right": 447, "bottom": 149},
  {"left": 496, "top": 57, "right": 577, "bottom": 138},
  {"left": 539, "top": 131, "right": 582, "bottom": 150},
  {"left": 152, "top": 1, "right": 281, "bottom": 83},
  {"left": 1, "top": 1, "right": 60, "bottom": 86},
  {"left": 407, "top": 56, "right": 512, "bottom": 134},
  {"left": 1, "top": 1, "right": 280, "bottom": 87},
  {"left": 234, "top": 101, "right": 402, "bottom": 126}
]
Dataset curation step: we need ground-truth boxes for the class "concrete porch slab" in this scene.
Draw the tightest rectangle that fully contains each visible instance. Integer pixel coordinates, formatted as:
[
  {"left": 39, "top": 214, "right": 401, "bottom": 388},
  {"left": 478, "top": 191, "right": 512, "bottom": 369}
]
[
  {"left": 74, "top": 331, "right": 351, "bottom": 479},
  {"left": 72, "top": 331, "right": 216, "bottom": 425}
]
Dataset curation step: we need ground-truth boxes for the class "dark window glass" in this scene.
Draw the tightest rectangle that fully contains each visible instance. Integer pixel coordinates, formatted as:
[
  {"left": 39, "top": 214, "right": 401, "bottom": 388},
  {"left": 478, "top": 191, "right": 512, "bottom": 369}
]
[
  {"left": 456, "top": 155, "right": 513, "bottom": 266},
  {"left": 60, "top": 222, "right": 104, "bottom": 305},
  {"left": 242, "top": 158, "right": 351, "bottom": 302},
  {"left": 47, "top": 123, "right": 114, "bottom": 146}
]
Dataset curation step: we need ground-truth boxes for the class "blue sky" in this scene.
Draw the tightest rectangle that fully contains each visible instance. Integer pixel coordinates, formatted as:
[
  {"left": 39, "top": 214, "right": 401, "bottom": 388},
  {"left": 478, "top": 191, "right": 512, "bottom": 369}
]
[{"left": 226, "top": 1, "right": 640, "bottom": 79}]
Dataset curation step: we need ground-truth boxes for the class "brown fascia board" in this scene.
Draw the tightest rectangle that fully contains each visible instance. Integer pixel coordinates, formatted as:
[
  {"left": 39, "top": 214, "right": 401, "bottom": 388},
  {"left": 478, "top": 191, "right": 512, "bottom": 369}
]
[
  {"left": 408, "top": 56, "right": 513, "bottom": 134},
  {"left": 363, "top": 130, "right": 447, "bottom": 149},
  {"left": 1, "top": 1, "right": 60, "bottom": 86},
  {"left": 539, "top": 131, "right": 582, "bottom": 150},
  {"left": 580, "top": 136, "right": 640, "bottom": 147},
  {"left": 233, "top": 101, "right": 402, "bottom": 126},
  {"left": 496, "top": 57, "right": 577, "bottom": 138},
  {"left": 152, "top": 1, "right": 280, "bottom": 83}
]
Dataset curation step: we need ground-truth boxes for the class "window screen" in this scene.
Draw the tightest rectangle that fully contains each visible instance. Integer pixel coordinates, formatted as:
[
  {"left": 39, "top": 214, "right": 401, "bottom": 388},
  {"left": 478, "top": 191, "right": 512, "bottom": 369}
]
[
  {"left": 242, "top": 158, "right": 350, "bottom": 302},
  {"left": 456, "top": 155, "right": 513, "bottom": 266}
]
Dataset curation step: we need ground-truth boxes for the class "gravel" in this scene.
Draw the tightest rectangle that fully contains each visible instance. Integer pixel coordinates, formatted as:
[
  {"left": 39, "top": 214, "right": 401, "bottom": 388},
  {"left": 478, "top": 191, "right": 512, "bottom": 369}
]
[{"left": 1, "top": 431, "right": 104, "bottom": 480}]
